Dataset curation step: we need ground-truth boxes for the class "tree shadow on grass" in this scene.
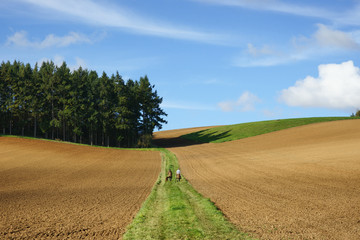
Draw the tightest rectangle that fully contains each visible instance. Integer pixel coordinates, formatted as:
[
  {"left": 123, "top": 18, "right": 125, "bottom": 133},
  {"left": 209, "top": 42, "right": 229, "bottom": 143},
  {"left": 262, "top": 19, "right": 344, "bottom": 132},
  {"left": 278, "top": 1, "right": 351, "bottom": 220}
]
[
  {"left": 152, "top": 136, "right": 200, "bottom": 148},
  {"left": 183, "top": 130, "right": 231, "bottom": 143},
  {"left": 153, "top": 130, "right": 231, "bottom": 148}
]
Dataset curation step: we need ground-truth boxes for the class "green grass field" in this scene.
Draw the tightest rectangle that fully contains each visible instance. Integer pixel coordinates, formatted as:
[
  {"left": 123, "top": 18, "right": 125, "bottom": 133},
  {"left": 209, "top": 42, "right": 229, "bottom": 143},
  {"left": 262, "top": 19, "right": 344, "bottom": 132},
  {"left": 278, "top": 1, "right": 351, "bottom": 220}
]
[
  {"left": 181, "top": 117, "right": 357, "bottom": 143},
  {"left": 123, "top": 148, "right": 254, "bottom": 240}
]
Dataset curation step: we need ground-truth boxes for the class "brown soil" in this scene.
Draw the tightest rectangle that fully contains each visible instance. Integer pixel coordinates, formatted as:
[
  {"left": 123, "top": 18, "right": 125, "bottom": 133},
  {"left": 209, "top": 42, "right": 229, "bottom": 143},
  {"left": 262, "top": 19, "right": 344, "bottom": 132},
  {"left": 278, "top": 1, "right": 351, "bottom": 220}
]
[
  {"left": 0, "top": 137, "right": 160, "bottom": 239},
  {"left": 154, "top": 120, "right": 360, "bottom": 240}
]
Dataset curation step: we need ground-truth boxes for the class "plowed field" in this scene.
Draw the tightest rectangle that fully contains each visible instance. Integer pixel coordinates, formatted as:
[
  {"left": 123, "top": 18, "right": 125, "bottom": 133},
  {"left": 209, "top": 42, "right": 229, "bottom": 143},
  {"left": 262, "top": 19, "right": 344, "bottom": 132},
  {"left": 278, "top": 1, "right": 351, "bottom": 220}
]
[
  {"left": 0, "top": 137, "right": 160, "bottom": 239},
  {"left": 154, "top": 120, "right": 360, "bottom": 239}
]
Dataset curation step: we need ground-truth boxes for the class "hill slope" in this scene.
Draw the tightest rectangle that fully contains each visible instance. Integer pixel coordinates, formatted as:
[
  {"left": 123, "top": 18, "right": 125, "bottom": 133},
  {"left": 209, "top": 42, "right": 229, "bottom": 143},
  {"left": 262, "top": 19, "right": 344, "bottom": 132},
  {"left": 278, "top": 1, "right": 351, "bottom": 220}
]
[
  {"left": 155, "top": 119, "right": 360, "bottom": 239},
  {"left": 181, "top": 117, "right": 356, "bottom": 143},
  {"left": 0, "top": 137, "right": 160, "bottom": 239}
]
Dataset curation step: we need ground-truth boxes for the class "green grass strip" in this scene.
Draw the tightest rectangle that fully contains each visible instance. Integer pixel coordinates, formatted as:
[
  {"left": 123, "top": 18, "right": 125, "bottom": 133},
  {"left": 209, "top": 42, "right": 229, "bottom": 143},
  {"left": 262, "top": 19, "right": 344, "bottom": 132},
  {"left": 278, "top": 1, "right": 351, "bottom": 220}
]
[
  {"left": 123, "top": 148, "right": 255, "bottom": 240},
  {"left": 182, "top": 117, "right": 358, "bottom": 143}
]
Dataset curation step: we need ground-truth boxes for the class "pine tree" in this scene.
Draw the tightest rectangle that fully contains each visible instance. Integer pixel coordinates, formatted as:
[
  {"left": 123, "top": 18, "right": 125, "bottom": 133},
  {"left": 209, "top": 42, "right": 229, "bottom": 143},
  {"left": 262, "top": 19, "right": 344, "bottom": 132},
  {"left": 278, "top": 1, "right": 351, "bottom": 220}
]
[
  {"left": 137, "top": 75, "right": 167, "bottom": 142},
  {"left": 69, "top": 67, "right": 88, "bottom": 143},
  {"left": 54, "top": 62, "right": 71, "bottom": 141},
  {"left": 0, "top": 62, "right": 9, "bottom": 134},
  {"left": 38, "top": 61, "right": 56, "bottom": 138},
  {"left": 30, "top": 63, "right": 41, "bottom": 138},
  {"left": 87, "top": 70, "right": 99, "bottom": 145},
  {"left": 0, "top": 60, "right": 167, "bottom": 147},
  {"left": 98, "top": 72, "right": 115, "bottom": 146}
]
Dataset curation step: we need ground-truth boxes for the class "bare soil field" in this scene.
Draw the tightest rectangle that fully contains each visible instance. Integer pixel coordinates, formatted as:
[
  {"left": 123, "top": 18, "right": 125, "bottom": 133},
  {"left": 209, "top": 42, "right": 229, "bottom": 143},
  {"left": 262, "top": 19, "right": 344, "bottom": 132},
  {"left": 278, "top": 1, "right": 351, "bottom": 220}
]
[
  {"left": 154, "top": 120, "right": 360, "bottom": 239},
  {"left": 0, "top": 137, "right": 160, "bottom": 239}
]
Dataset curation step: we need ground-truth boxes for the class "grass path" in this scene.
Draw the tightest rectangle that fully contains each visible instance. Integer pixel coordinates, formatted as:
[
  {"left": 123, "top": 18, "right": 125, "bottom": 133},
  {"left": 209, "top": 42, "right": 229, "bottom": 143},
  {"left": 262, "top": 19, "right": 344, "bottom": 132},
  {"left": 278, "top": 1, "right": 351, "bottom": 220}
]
[{"left": 123, "top": 149, "right": 254, "bottom": 240}]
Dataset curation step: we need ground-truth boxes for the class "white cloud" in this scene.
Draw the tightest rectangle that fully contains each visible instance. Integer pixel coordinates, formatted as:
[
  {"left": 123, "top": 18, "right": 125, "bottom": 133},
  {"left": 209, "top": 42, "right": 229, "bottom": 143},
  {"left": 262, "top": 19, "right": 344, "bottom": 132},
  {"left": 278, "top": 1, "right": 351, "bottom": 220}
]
[
  {"left": 73, "top": 57, "right": 86, "bottom": 69},
  {"left": 314, "top": 24, "right": 360, "bottom": 50},
  {"left": 42, "top": 32, "right": 91, "bottom": 48},
  {"left": 336, "top": 4, "right": 360, "bottom": 26},
  {"left": 218, "top": 101, "right": 234, "bottom": 112},
  {"left": 218, "top": 91, "right": 261, "bottom": 112},
  {"left": 6, "top": 31, "right": 30, "bottom": 47},
  {"left": 193, "top": 0, "right": 335, "bottom": 20},
  {"left": 247, "top": 43, "right": 274, "bottom": 57},
  {"left": 234, "top": 43, "right": 306, "bottom": 67},
  {"left": 37, "top": 55, "right": 64, "bottom": 67},
  {"left": 37, "top": 56, "right": 87, "bottom": 71},
  {"left": 6, "top": 31, "right": 91, "bottom": 48},
  {"left": 195, "top": 0, "right": 360, "bottom": 28},
  {"left": 280, "top": 60, "right": 360, "bottom": 110},
  {"left": 235, "top": 25, "right": 360, "bottom": 67},
  {"left": 20, "top": 0, "right": 228, "bottom": 44}
]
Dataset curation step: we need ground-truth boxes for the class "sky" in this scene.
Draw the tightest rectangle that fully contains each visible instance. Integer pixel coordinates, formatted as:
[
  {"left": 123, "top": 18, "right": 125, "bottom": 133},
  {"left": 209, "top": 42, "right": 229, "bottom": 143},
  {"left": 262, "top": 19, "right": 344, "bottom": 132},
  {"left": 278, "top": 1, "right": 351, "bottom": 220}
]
[{"left": 2, "top": 0, "right": 360, "bottom": 130}]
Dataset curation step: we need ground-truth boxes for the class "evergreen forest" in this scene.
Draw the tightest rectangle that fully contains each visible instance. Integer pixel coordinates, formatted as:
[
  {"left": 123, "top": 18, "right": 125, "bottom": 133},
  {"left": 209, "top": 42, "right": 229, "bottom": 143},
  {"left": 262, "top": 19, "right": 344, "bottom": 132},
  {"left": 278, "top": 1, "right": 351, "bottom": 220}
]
[{"left": 0, "top": 60, "right": 167, "bottom": 147}]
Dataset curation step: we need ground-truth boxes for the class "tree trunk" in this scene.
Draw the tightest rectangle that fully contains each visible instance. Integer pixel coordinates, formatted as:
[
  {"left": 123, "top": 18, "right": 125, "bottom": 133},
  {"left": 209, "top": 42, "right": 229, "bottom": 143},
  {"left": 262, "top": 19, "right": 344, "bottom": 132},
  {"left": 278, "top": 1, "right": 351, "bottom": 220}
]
[
  {"left": 51, "top": 90, "right": 54, "bottom": 139},
  {"left": 33, "top": 115, "right": 37, "bottom": 138},
  {"left": 102, "top": 132, "right": 104, "bottom": 146},
  {"left": 63, "top": 122, "right": 66, "bottom": 141},
  {"left": 128, "top": 130, "right": 131, "bottom": 147},
  {"left": 9, "top": 119, "right": 12, "bottom": 135},
  {"left": 90, "top": 124, "right": 93, "bottom": 146}
]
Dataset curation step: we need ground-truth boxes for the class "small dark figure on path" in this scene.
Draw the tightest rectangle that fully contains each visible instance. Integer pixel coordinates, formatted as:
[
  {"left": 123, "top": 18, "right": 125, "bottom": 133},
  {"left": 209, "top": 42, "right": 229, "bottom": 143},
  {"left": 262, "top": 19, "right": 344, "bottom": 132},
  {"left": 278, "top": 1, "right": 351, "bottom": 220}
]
[
  {"left": 166, "top": 169, "right": 172, "bottom": 182},
  {"left": 176, "top": 169, "right": 181, "bottom": 182}
]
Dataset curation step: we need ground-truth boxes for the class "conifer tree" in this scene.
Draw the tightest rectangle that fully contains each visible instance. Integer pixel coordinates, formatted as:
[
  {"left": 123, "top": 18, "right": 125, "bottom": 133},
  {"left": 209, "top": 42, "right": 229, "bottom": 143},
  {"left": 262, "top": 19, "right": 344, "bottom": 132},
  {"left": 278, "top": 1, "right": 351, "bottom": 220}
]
[{"left": 0, "top": 60, "right": 167, "bottom": 147}]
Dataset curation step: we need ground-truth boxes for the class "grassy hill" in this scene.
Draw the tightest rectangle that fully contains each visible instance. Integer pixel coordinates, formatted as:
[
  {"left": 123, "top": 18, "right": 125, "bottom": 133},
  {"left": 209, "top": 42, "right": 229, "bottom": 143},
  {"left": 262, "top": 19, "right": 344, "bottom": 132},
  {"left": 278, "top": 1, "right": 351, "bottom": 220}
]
[{"left": 182, "top": 117, "right": 357, "bottom": 143}]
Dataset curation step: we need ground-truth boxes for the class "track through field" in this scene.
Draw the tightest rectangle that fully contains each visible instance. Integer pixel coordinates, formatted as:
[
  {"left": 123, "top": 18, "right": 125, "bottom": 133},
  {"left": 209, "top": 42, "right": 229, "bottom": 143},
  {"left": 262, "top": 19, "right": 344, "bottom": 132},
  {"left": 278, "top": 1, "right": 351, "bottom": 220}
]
[
  {"left": 123, "top": 149, "right": 252, "bottom": 240},
  {"left": 154, "top": 120, "right": 360, "bottom": 239}
]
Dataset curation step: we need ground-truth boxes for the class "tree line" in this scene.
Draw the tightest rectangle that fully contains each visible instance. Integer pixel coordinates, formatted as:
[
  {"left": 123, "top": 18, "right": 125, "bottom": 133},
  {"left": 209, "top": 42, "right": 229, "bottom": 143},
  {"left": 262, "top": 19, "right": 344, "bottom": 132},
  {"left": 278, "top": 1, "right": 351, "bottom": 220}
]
[
  {"left": 351, "top": 110, "right": 360, "bottom": 117},
  {"left": 0, "top": 60, "right": 167, "bottom": 147}
]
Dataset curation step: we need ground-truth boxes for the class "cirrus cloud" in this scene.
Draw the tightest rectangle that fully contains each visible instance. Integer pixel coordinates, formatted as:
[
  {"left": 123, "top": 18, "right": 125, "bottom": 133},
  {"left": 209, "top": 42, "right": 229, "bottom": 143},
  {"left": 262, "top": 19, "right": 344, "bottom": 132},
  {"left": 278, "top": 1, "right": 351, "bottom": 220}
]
[
  {"left": 19, "top": 0, "right": 229, "bottom": 45},
  {"left": 192, "top": 0, "right": 337, "bottom": 22},
  {"left": 280, "top": 60, "right": 360, "bottom": 110}
]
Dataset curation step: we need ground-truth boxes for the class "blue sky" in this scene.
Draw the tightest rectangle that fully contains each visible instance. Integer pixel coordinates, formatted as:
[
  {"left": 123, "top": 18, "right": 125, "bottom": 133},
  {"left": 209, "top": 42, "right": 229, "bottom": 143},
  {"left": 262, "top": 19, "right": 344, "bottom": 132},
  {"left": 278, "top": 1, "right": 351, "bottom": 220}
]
[{"left": 2, "top": 0, "right": 360, "bottom": 130}]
